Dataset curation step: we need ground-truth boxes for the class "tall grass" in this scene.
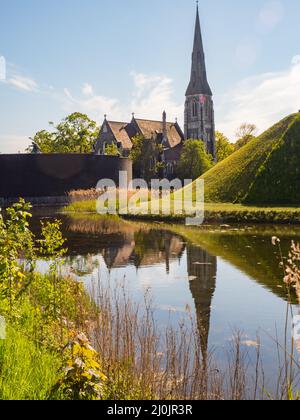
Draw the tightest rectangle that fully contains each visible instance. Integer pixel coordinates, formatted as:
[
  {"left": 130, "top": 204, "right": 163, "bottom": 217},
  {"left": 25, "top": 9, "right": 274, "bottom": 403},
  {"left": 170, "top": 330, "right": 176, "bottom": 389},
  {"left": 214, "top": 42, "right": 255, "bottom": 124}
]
[
  {"left": 68, "top": 188, "right": 100, "bottom": 203},
  {"left": 0, "top": 328, "right": 60, "bottom": 400},
  {"left": 89, "top": 281, "right": 268, "bottom": 400}
]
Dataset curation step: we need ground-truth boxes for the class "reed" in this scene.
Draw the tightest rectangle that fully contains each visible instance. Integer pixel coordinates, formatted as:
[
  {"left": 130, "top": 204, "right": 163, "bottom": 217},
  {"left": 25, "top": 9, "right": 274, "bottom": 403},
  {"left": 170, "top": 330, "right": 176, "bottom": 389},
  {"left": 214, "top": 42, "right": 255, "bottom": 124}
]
[{"left": 89, "top": 280, "right": 266, "bottom": 400}]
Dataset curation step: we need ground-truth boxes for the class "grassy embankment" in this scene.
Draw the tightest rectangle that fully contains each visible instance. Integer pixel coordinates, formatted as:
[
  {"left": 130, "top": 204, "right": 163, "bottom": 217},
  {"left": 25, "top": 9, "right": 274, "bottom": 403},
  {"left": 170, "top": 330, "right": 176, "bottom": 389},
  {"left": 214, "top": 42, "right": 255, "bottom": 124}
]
[
  {"left": 64, "top": 113, "right": 300, "bottom": 224},
  {"left": 193, "top": 113, "right": 300, "bottom": 205},
  {"left": 64, "top": 199, "right": 300, "bottom": 224}
]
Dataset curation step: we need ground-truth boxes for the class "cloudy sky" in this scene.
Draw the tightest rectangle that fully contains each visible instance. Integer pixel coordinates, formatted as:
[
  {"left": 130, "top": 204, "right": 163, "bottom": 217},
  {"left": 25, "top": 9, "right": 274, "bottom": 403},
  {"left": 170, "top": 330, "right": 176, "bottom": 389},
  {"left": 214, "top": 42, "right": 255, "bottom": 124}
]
[{"left": 0, "top": 0, "right": 300, "bottom": 152}]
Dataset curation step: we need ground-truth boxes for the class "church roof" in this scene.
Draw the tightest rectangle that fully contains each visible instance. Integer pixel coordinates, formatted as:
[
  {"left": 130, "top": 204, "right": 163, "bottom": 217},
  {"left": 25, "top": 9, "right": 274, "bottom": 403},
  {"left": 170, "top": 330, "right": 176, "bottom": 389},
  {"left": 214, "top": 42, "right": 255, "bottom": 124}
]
[
  {"left": 107, "top": 121, "right": 133, "bottom": 150},
  {"left": 134, "top": 118, "right": 184, "bottom": 148},
  {"left": 163, "top": 142, "right": 183, "bottom": 162},
  {"left": 186, "top": 6, "right": 212, "bottom": 97}
]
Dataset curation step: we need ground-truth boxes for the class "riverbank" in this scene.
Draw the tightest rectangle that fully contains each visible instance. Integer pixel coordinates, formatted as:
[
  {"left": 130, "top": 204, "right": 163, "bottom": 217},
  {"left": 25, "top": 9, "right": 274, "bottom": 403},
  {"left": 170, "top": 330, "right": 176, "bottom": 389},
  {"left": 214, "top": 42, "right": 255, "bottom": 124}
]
[
  {"left": 63, "top": 199, "right": 300, "bottom": 224},
  {"left": 0, "top": 200, "right": 102, "bottom": 400},
  {"left": 0, "top": 201, "right": 266, "bottom": 400},
  {"left": 2, "top": 200, "right": 300, "bottom": 400}
]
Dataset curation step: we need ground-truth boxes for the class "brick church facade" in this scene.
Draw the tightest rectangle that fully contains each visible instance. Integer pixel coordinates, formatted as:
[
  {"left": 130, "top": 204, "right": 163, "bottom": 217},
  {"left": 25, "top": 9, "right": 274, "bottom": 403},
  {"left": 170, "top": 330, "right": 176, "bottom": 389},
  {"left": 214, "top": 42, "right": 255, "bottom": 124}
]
[{"left": 94, "top": 5, "right": 216, "bottom": 174}]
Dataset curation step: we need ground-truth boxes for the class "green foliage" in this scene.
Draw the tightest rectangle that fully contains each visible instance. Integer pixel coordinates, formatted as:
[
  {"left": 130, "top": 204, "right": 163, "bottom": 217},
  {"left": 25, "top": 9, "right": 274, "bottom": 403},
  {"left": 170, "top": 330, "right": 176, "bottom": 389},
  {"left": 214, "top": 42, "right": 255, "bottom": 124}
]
[
  {"left": 177, "top": 139, "right": 213, "bottom": 180},
  {"left": 29, "top": 112, "right": 99, "bottom": 154},
  {"left": 37, "top": 220, "right": 67, "bottom": 272},
  {"left": 130, "top": 135, "right": 163, "bottom": 182},
  {"left": 191, "top": 114, "right": 298, "bottom": 204},
  {"left": 0, "top": 327, "right": 60, "bottom": 400},
  {"left": 0, "top": 199, "right": 69, "bottom": 315},
  {"left": 245, "top": 114, "right": 300, "bottom": 204},
  {"left": 215, "top": 131, "right": 234, "bottom": 162},
  {"left": 53, "top": 333, "right": 106, "bottom": 400},
  {"left": 0, "top": 199, "right": 34, "bottom": 312},
  {"left": 0, "top": 199, "right": 99, "bottom": 400},
  {"left": 27, "top": 130, "right": 54, "bottom": 153},
  {"left": 105, "top": 143, "right": 121, "bottom": 157},
  {"left": 235, "top": 123, "right": 257, "bottom": 151},
  {"left": 235, "top": 134, "right": 256, "bottom": 151}
]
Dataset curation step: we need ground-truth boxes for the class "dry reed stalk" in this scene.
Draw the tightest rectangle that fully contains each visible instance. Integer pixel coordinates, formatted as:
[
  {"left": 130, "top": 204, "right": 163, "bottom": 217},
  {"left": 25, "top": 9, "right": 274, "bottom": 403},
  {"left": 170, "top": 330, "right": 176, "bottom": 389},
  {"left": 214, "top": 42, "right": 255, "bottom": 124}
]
[{"left": 87, "top": 279, "right": 266, "bottom": 400}]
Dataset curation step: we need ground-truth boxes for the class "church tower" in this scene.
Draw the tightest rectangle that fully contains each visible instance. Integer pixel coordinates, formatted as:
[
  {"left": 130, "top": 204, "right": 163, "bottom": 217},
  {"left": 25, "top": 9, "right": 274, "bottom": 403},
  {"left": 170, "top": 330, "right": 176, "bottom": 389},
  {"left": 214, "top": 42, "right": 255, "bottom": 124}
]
[{"left": 185, "top": 5, "right": 216, "bottom": 158}]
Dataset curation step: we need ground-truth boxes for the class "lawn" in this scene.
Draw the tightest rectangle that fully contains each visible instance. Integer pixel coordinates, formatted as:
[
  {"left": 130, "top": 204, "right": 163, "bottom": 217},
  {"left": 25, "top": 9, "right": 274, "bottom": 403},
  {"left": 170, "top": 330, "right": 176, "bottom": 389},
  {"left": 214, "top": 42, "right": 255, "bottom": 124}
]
[{"left": 63, "top": 199, "right": 300, "bottom": 224}]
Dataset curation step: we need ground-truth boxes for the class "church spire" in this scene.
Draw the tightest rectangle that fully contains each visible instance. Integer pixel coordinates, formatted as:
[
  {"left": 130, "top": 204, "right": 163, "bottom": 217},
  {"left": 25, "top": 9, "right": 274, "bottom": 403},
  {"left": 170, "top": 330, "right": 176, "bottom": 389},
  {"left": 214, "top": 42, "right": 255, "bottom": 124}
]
[
  {"left": 186, "top": 4, "right": 212, "bottom": 96},
  {"left": 184, "top": 4, "right": 216, "bottom": 158}
]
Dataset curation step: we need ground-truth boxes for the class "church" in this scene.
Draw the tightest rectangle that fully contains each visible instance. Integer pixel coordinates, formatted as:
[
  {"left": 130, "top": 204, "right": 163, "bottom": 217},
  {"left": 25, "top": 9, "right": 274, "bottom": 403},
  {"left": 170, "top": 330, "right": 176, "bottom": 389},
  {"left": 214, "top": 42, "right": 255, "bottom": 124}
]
[{"left": 94, "top": 5, "right": 216, "bottom": 175}]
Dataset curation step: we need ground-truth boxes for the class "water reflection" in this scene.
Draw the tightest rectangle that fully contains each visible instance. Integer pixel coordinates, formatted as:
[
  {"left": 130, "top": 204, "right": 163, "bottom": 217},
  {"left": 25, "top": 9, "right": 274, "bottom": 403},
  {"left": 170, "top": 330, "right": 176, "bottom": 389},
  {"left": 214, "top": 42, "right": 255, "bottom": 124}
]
[
  {"left": 187, "top": 245, "right": 217, "bottom": 367},
  {"left": 30, "top": 212, "right": 300, "bottom": 375}
]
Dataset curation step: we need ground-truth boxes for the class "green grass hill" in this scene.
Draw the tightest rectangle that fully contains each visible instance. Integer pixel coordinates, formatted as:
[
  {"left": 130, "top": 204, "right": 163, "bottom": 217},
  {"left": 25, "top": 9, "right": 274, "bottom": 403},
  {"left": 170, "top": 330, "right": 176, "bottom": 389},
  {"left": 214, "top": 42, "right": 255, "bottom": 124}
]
[{"left": 194, "top": 113, "right": 300, "bottom": 205}]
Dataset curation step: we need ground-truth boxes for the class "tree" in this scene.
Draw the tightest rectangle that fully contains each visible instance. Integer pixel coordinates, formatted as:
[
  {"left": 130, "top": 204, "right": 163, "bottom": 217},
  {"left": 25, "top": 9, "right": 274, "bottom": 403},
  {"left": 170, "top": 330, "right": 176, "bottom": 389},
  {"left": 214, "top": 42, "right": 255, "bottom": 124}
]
[
  {"left": 130, "top": 135, "right": 163, "bottom": 182},
  {"left": 28, "top": 113, "right": 100, "bottom": 153},
  {"left": 177, "top": 139, "right": 213, "bottom": 180},
  {"left": 215, "top": 131, "right": 234, "bottom": 162},
  {"left": 105, "top": 143, "right": 121, "bottom": 157},
  {"left": 27, "top": 130, "right": 55, "bottom": 154},
  {"left": 235, "top": 123, "right": 257, "bottom": 151}
]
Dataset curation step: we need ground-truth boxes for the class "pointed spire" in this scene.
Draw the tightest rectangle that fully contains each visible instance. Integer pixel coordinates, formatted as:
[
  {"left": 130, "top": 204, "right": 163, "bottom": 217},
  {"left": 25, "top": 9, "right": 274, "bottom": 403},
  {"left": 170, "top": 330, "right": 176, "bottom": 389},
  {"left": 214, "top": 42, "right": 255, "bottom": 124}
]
[
  {"left": 186, "top": 3, "right": 212, "bottom": 96},
  {"left": 162, "top": 111, "right": 167, "bottom": 136}
]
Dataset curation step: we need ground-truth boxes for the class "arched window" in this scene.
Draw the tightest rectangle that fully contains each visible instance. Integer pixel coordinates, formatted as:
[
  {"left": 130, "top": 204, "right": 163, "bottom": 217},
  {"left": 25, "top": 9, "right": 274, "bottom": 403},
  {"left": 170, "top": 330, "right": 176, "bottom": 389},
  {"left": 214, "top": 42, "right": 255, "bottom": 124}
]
[
  {"left": 192, "top": 101, "right": 198, "bottom": 117},
  {"left": 167, "top": 163, "right": 174, "bottom": 177}
]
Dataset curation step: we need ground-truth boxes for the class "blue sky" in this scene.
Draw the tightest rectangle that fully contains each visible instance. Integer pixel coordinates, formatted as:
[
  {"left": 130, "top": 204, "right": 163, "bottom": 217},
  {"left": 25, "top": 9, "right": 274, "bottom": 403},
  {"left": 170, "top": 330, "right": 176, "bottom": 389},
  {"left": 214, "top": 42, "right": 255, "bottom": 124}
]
[{"left": 0, "top": 0, "right": 300, "bottom": 152}]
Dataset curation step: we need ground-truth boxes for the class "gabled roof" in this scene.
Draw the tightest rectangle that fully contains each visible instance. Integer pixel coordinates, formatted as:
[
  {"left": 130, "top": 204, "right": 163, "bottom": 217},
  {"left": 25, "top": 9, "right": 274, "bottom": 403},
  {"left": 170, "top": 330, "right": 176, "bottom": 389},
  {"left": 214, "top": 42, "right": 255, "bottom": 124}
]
[
  {"left": 134, "top": 118, "right": 184, "bottom": 148},
  {"left": 164, "top": 142, "right": 183, "bottom": 162},
  {"left": 107, "top": 121, "right": 133, "bottom": 150}
]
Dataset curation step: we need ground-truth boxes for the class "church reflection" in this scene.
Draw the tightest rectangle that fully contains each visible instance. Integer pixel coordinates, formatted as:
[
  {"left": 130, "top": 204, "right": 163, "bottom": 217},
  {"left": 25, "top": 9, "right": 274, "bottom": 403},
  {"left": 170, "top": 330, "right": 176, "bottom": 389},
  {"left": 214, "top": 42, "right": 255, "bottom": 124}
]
[
  {"left": 30, "top": 212, "right": 217, "bottom": 363},
  {"left": 102, "top": 230, "right": 185, "bottom": 273},
  {"left": 187, "top": 244, "right": 217, "bottom": 366},
  {"left": 59, "top": 216, "right": 217, "bottom": 364}
]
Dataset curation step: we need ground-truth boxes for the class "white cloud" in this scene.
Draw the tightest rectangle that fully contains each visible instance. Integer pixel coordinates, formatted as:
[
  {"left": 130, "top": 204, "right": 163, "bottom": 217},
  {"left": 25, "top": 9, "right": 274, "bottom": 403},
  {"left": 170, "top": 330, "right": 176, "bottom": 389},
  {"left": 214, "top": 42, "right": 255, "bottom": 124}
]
[
  {"left": 217, "top": 55, "right": 300, "bottom": 140},
  {"left": 82, "top": 83, "right": 94, "bottom": 97},
  {"left": 292, "top": 55, "right": 300, "bottom": 65},
  {"left": 130, "top": 72, "right": 183, "bottom": 123},
  {"left": 258, "top": 0, "right": 284, "bottom": 31},
  {"left": 7, "top": 75, "right": 38, "bottom": 92},
  {"left": 61, "top": 86, "right": 124, "bottom": 122},
  {"left": 5, "top": 54, "right": 299, "bottom": 153},
  {"left": 0, "top": 60, "right": 38, "bottom": 92},
  {"left": 62, "top": 73, "right": 183, "bottom": 125}
]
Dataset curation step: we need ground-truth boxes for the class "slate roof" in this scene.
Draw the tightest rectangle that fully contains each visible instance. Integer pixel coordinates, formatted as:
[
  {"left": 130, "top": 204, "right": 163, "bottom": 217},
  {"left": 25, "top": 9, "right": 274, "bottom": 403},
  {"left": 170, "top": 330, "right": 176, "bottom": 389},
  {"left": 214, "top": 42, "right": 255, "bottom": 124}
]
[
  {"left": 107, "top": 121, "right": 133, "bottom": 150},
  {"left": 164, "top": 142, "right": 184, "bottom": 162},
  {"left": 134, "top": 119, "right": 184, "bottom": 148}
]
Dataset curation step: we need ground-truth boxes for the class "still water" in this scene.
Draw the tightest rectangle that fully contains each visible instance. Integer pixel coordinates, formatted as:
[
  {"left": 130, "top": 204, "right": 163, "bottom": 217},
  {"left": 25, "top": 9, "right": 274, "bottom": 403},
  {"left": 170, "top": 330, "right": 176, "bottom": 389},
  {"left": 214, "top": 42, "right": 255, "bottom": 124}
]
[{"left": 31, "top": 209, "right": 300, "bottom": 385}]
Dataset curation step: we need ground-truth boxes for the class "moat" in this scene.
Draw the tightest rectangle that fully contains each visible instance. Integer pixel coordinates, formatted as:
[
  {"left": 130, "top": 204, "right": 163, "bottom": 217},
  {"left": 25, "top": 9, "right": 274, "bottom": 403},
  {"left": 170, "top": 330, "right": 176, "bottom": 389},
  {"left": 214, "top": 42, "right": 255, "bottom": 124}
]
[{"left": 31, "top": 209, "right": 300, "bottom": 386}]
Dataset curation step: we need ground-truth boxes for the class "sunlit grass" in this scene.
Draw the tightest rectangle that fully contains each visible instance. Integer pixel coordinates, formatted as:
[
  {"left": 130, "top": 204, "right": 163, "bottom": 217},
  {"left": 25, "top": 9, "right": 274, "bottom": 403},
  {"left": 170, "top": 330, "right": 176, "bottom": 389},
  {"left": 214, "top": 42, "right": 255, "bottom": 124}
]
[
  {"left": 63, "top": 198, "right": 300, "bottom": 224},
  {"left": 0, "top": 327, "right": 60, "bottom": 400}
]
